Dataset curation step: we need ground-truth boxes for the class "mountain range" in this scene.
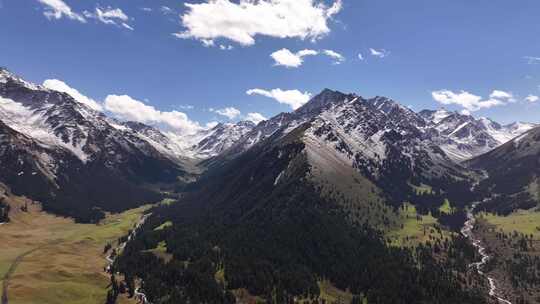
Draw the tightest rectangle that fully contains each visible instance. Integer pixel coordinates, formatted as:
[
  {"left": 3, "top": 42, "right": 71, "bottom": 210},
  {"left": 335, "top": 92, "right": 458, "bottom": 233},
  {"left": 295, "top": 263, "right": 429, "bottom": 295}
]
[
  {"left": 0, "top": 68, "right": 252, "bottom": 221},
  {"left": 3, "top": 67, "right": 540, "bottom": 303},
  {"left": 1, "top": 67, "right": 537, "bottom": 222}
]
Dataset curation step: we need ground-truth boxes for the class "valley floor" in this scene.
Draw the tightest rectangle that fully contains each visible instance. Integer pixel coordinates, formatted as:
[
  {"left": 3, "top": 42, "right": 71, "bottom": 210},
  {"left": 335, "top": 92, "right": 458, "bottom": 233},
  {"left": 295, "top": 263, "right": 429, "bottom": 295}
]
[
  {"left": 476, "top": 209, "right": 540, "bottom": 304},
  {"left": 0, "top": 190, "right": 147, "bottom": 304}
]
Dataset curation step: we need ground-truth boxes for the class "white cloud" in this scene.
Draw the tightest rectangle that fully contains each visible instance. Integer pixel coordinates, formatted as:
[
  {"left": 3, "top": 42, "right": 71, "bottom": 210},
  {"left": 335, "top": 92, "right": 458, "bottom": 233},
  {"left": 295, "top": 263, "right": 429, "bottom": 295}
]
[
  {"left": 206, "top": 121, "right": 219, "bottom": 129},
  {"left": 211, "top": 107, "right": 242, "bottom": 120},
  {"left": 525, "top": 94, "right": 539, "bottom": 103},
  {"left": 219, "top": 44, "right": 234, "bottom": 51},
  {"left": 178, "top": 104, "right": 195, "bottom": 110},
  {"left": 161, "top": 6, "right": 175, "bottom": 15},
  {"left": 104, "top": 95, "right": 202, "bottom": 133},
  {"left": 524, "top": 56, "right": 540, "bottom": 65},
  {"left": 83, "top": 7, "right": 133, "bottom": 30},
  {"left": 37, "top": 0, "right": 86, "bottom": 23},
  {"left": 174, "top": 0, "right": 342, "bottom": 46},
  {"left": 40, "top": 78, "right": 206, "bottom": 134},
  {"left": 122, "top": 23, "right": 134, "bottom": 31},
  {"left": 369, "top": 48, "right": 390, "bottom": 58},
  {"left": 270, "top": 48, "right": 344, "bottom": 68},
  {"left": 246, "top": 88, "right": 311, "bottom": 110},
  {"left": 141, "top": 7, "right": 152, "bottom": 12},
  {"left": 432, "top": 89, "right": 514, "bottom": 112},
  {"left": 245, "top": 112, "right": 266, "bottom": 124},
  {"left": 43, "top": 79, "right": 103, "bottom": 111},
  {"left": 323, "top": 49, "right": 345, "bottom": 64},
  {"left": 270, "top": 48, "right": 318, "bottom": 68},
  {"left": 489, "top": 90, "right": 515, "bottom": 101},
  {"left": 358, "top": 53, "right": 364, "bottom": 61}
]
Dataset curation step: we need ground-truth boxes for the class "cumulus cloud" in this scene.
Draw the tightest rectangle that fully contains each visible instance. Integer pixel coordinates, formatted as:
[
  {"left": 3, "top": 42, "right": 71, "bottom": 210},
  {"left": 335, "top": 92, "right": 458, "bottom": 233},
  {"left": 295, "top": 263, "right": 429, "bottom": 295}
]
[
  {"left": 432, "top": 89, "right": 514, "bottom": 112},
  {"left": 40, "top": 78, "right": 206, "bottom": 134},
  {"left": 83, "top": 7, "right": 133, "bottom": 30},
  {"left": 369, "top": 48, "right": 390, "bottom": 58},
  {"left": 43, "top": 79, "right": 104, "bottom": 111},
  {"left": 246, "top": 88, "right": 311, "bottom": 110},
  {"left": 245, "top": 112, "right": 266, "bottom": 124},
  {"left": 270, "top": 48, "right": 319, "bottom": 68},
  {"left": 210, "top": 107, "right": 242, "bottom": 120},
  {"left": 271, "top": 48, "right": 344, "bottom": 68},
  {"left": 323, "top": 49, "right": 345, "bottom": 64},
  {"left": 174, "top": 0, "right": 342, "bottom": 46},
  {"left": 525, "top": 95, "right": 539, "bottom": 103},
  {"left": 37, "top": 0, "right": 86, "bottom": 22},
  {"left": 104, "top": 95, "right": 202, "bottom": 133}
]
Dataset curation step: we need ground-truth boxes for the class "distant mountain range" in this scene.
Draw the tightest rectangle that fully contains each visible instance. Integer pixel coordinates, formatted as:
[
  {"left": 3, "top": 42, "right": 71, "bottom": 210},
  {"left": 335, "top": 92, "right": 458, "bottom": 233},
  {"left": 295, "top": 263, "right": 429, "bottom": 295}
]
[
  {"left": 468, "top": 124, "right": 540, "bottom": 213},
  {"left": 113, "top": 90, "right": 500, "bottom": 304},
  {"left": 420, "top": 108, "right": 535, "bottom": 161},
  {"left": 3, "top": 67, "right": 539, "bottom": 304},
  {"left": 0, "top": 67, "right": 536, "bottom": 222}
]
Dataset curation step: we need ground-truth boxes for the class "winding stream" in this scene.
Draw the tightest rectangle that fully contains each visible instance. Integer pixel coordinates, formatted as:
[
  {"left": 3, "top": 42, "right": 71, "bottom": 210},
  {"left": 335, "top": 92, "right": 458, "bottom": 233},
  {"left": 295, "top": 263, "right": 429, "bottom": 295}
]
[
  {"left": 461, "top": 202, "right": 512, "bottom": 304},
  {"left": 106, "top": 213, "right": 152, "bottom": 304}
]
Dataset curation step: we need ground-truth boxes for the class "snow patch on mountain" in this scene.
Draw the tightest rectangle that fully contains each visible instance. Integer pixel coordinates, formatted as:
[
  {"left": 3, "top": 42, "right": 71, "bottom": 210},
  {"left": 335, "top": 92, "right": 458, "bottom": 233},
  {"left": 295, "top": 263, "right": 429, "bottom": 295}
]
[{"left": 0, "top": 96, "right": 90, "bottom": 162}]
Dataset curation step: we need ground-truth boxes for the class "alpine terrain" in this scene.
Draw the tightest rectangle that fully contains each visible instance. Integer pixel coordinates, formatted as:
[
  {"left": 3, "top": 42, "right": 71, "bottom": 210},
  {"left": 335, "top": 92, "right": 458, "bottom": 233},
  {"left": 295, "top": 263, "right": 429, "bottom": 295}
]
[{"left": 0, "top": 69, "right": 538, "bottom": 304}]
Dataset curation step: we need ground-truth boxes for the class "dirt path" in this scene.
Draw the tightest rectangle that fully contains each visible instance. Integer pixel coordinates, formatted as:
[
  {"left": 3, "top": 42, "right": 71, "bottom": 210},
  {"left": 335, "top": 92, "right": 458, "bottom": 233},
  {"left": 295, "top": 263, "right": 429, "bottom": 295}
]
[
  {"left": 1, "top": 241, "right": 60, "bottom": 304},
  {"left": 0, "top": 190, "right": 150, "bottom": 304}
]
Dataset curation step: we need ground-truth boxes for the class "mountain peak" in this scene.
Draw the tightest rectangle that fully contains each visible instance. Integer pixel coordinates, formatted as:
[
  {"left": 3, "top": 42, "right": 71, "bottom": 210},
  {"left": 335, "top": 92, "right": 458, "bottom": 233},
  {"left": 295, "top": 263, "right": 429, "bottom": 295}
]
[
  {"left": 295, "top": 88, "right": 356, "bottom": 116},
  {"left": 0, "top": 68, "right": 42, "bottom": 91}
]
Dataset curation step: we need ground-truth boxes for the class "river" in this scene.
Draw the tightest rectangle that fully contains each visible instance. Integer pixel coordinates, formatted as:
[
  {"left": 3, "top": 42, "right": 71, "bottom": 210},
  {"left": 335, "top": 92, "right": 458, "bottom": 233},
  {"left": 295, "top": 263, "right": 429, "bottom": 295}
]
[
  {"left": 106, "top": 213, "right": 152, "bottom": 304},
  {"left": 461, "top": 202, "right": 512, "bottom": 304}
]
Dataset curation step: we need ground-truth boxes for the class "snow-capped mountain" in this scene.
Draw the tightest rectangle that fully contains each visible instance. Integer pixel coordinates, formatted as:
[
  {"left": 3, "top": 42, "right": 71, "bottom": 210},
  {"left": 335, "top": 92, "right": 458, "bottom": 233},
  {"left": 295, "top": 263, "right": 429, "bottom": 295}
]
[
  {"left": 468, "top": 125, "right": 540, "bottom": 213},
  {"left": 0, "top": 68, "right": 196, "bottom": 221},
  {"left": 0, "top": 67, "right": 532, "bottom": 221},
  {"left": 0, "top": 67, "right": 257, "bottom": 221},
  {"left": 221, "top": 91, "right": 533, "bottom": 165},
  {"left": 218, "top": 89, "right": 359, "bottom": 159},
  {"left": 419, "top": 109, "right": 537, "bottom": 161},
  {"left": 212, "top": 89, "right": 471, "bottom": 206},
  {"left": 191, "top": 121, "right": 255, "bottom": 158}
]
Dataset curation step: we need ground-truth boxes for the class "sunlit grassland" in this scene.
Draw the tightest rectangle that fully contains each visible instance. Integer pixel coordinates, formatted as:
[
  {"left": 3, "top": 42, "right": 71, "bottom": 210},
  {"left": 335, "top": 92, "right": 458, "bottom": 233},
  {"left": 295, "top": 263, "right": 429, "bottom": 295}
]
[
  {"left": 438, "top": 199, "right": 456, "bottom": 215},
  {"left": 0, "top": 193, "right": 149, "bottom": 304},
  {"left": 410, "top": 183, "right": 433, "bottom": 195},
  {"left": 387, "top": 203, "right": 453, "bottom": 247},
  {"left": 145, "top": 240, "right": 173, "bottom": 263},
  {"left": 480, "top": 208, "right": 540, "bottom": 239},
  {"left": 154, "top": 220, "right": 173, "bottom": 231},
  {"left": 317, "top": 280, "right": 355, "bottom": 304}
]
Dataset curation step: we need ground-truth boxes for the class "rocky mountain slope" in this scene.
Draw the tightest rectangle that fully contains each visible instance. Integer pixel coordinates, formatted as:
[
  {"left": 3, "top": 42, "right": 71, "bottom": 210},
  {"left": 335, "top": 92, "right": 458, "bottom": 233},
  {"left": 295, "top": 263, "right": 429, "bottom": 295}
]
[
  {"left": 114, "top": 89, "right": 489, "bottom": 304},
  {"left": 468, "top": 125, "right": 540, "bottom": 214},
  {"left": 420, "top": 109, "right": 536, "bottom": 161},
  {"left": 0, "top": 68, "right": 194, "bottom": 221},
  {"left": 0, "top": 68, "right": 259, "bottom": 221}
]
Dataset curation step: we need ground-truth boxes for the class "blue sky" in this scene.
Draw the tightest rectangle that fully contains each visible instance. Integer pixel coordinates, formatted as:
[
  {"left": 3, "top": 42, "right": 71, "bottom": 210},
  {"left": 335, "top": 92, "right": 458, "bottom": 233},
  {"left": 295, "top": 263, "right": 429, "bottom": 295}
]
[{"left": 2, "top": 0, "right": 540, "bottom": 131}]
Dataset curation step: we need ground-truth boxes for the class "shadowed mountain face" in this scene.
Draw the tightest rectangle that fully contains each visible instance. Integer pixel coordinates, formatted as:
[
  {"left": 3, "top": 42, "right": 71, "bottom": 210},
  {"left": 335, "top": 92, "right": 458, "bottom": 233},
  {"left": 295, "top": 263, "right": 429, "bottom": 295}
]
[
  {"left": 114, "top": 90, "right": 489, "bottom": 304},
  {"left": 0, "top": 65, "right": 532, "bottom": 224},
  {"left": 468, "top": 126, "right": 540, "bottom": 214},
  {"left": 0, "top": 69, "right": 193, "bottom": 222}
]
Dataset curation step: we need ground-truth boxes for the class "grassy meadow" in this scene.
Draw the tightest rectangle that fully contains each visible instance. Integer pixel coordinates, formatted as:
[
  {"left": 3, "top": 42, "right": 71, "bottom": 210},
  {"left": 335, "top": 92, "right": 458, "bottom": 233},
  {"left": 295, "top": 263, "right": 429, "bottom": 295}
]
[
  {"left": 387, "top": 203, "right": 453, "bottom": 247},
  {"left": 0, "top": 192, "right": 148, "bottom": 304},
  {"left": 480, "top": 207, "right": 540, "bottom": 239}
]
